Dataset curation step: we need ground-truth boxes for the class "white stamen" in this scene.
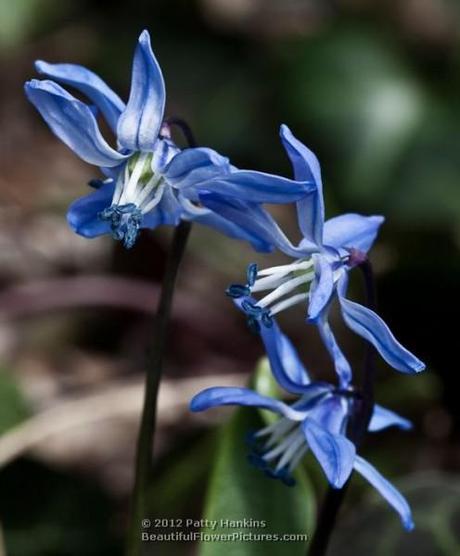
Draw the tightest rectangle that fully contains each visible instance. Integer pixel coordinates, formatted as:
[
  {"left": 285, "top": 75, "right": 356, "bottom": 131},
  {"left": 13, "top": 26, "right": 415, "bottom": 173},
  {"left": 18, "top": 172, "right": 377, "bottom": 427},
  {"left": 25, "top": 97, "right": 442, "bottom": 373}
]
[
  {"left": 276, "top": 429, "right": 305, "bottom": 471},
  {"left": 263, "top": 427, "right": 301, "bottom": 462},
  {"left": 256, "top": 418, "right": 296, "bottom": 448},
  {"left": 257, "top": 260, "right": 313, "bottom": 277},
  {"left": 270, "top": 293, "right": 308, "bottom": 316},
  {"left": 119, "top": 152, "right": 149, "bottom": 204},
  {"left": 288, "top": 445, "right": 308, "bottom": 471},
  {"left": 141, "top": 181, "right": 166, "bottom": 213},
  {"left": 137, "top": 175, "right": 163, "bottom": 208},
  {"left": 258, "top": 272, "right": 314, "bottom": 309},
  {"left": 251, "top": 273, "right": 291, "bottom": 293},
  {"left": 112, "top": 163, "right": 130, "bottom": 206}
]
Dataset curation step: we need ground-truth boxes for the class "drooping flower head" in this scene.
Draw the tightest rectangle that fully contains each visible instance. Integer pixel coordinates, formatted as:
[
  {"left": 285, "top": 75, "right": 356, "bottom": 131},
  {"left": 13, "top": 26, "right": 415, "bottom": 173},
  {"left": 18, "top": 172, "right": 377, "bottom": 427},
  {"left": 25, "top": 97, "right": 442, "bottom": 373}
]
[
  {"left": 222, "top": 126, "right": 425, "bottom": 387},
  {"left": 190, "top": 312, "right": 415, "bottom": 531},
  {"left": 25, "top": 32, "right": 315, "bottom": 248}
]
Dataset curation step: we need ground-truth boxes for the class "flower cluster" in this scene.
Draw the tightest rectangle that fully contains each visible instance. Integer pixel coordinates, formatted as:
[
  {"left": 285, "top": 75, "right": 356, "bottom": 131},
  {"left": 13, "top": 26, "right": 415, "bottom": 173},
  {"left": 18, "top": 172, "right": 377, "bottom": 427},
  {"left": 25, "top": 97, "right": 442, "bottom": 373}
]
[
  {"left": 25, "top": 30, "right": 314, "bottom": 249},
  {"left": 191, "top": 302, "right": 419, "bottom": 530},
  {"left": 190, "top": 100, "right": 425, "bottom": 530},
  {"left": 26, "top": 30, "right": 425, "bottom": 532}
]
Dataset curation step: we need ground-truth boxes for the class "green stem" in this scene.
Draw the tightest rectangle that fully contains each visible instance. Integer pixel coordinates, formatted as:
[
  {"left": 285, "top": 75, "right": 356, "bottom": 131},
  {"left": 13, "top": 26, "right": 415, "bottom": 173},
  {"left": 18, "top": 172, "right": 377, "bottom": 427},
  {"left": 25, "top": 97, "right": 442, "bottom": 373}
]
[
  {"left": 308, "top": 260, "right": 377, "bottom": 556},
  {"left": 126, "top": 220, "right": 192, "bottom": 556}
]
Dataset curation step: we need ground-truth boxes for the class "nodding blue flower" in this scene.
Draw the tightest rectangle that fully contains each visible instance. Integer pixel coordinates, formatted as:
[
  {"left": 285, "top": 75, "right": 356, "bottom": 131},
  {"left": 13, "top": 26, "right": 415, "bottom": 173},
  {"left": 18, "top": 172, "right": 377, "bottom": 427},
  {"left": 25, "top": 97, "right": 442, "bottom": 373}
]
[
  {"left": 24, "top": 31, "right": 315, "bottom": 249},
  {"left": 190, "top": 316, "right": 414, "bottom": 531},
  {"left": 225, "top": 125, "right": 425, "bottom": 386}
]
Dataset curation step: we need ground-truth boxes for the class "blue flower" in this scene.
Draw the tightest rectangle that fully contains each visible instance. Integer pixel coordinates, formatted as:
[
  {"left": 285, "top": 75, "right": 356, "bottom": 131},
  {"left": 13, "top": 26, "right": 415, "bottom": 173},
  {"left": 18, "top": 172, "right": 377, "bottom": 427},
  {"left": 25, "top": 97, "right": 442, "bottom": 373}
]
[
  {"left": 190, "top": 316, "right": 414, "bottom": 531},
  {"left": 24, "top": 31, "right": 315, "bottom": 248},
  {"left": 226, "top": 125, "right": 425, "bottom": 385}
]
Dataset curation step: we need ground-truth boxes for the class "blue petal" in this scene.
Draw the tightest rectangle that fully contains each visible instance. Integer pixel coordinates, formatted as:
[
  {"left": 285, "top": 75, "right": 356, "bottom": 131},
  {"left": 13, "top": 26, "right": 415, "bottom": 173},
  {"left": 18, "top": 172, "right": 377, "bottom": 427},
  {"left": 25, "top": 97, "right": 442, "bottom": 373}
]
[
  {"left": 316, "top": 313, "right": 353, "bottom": 388},
  {"left": 309, "top": 395, "right": 349, "bottom": 435},
  {"left": 117, "top": 30, "right": 165, "bottom": 151},
  {"left": 143, "top": 186, "right": 183, "bottom": 228},
  {"left": 354, "top": 456, "right": 414, "bottom": 531},
  {"left": 25, "top": 80, "right": 128, "bottom": 167},
  {"left": 368, "top": 405, "right": 412, "bottom": 432},
  {"left": 302, "top": 418, "right": 356, "bottom": 488},
  {"left": 35, "top": 60, "right": 125, "bottom": 132},
  {"left": 259, "top": 319, "right": 312, "bottom": 391},
  {"left": 280, "top": 124, "right": 324, "bottom": 249},
  {"left": 307, "top": 256, "right": 335, "bottom": 322},
  {"left": 190, "top": 386, "right": 306, "bottom": 421},
  {"left": 164, "top": 147, "right": 231, "bottom": 193},
  {"left": 67, "top": 181, "right": 114, "bottom": 237},
  {"left": 234, "top": 298, "right": 312, "bottom": 394},
  {"left": 323, "top": 213, "right": 384, "bottom": 254},
  {"left": 198, "top": 169, "right": 316, "bottom": 204},
  {"left": 200, "top": 193, "right": 308, "bottom": 257},
  {"left": 185, "top": 207, "right": 274, "bottom": 252},
  {"left": 337, "top": 276, "right": 425, "bottom": 374}
]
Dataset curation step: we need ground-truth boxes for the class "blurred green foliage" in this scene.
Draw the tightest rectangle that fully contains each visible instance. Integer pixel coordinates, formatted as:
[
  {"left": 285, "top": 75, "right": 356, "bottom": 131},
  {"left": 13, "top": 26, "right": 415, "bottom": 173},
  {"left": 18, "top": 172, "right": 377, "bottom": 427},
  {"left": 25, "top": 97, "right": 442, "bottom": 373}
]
[
  {"left": 0, "top": 370, "right": 29, "bottom": 435},
  {"left": 199, "top": 407, "right": 315, "bottom": 556}
]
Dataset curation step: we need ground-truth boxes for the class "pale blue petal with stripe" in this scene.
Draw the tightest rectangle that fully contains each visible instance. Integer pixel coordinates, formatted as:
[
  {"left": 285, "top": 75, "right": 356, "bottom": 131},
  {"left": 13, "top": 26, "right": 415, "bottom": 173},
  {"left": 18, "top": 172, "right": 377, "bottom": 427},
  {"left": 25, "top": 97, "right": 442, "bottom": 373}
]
[
  {"left": 302, "top": 418, "right": 355, "bottom": 488},
  {"left": 307, "top": 256, "right": 335, "bottom": 322},
  {"left": 280, "top": 124, "right": 324, "bottom": 250},
  {"left": 198, "top": 169, "right": 317, "bottom": 204},
  {"left": 368, "top": 405, "right": 412, "bottom": 432},
  {"left": 35, "top": 60, "right": 125, "bottom": 132},
  {"left": 117, "top": 30, "right": 165, "bottom": 151},
  {"left": 323, "top": 213, "right": 384, "bottom": 254},
  {"left": 354, "top": 455, "right": 414, "bottom": 531},
  {"left": 201, "top": 193, "right": 308, "bottom": 257},
  {"left": 67, "top": 181, "right": 114, "bottom": 237},
  {"left": 337, "top": 275, "right": 426, "bottom": 374},
  {"left": 316, "top": 311, "right": 352, "bottom": 388},
  {"left": 190, "top": 386, "right": 307, "bottom": 421},
  {"left": 164, "top": 147, "right": 231, "bottom": 193},
  {"left": 25, "top": 80, "right": 128, "bottom": 167}
]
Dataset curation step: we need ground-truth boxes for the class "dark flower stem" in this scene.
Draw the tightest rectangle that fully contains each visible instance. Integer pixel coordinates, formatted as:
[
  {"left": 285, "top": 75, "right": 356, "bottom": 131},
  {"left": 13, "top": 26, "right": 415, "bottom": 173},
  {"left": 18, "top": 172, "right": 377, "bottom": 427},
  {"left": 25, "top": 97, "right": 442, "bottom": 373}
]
[
  {"left": 308, "top": 259, "right": 377, "bottom": 556},
  {"left": 126, "top": 120, "right": 196, "bottom": 556},
  {"left": 165, "top": 117, "right": 198, "bottom": 148}
]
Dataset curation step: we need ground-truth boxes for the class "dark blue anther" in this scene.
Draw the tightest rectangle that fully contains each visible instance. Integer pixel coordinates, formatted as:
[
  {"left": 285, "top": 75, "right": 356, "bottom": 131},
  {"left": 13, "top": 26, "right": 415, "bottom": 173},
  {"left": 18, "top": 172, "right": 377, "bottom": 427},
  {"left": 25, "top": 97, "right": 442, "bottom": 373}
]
[
  {"left": 247, "top": 317, "right": 261, "bottom": 334},
  {"left": 278, "top": 468, "right": 296, "bottom": 487},
  {"left": 247, "top": 452, "right": 268, "bottom": 470},
  {"left": 261, "top": 310, "right": 273, "bottom": 328},
  {"left": 245, "top": 430, "right": 260, "bottom": 448},
  {"left": 117, "top": 203, "right": 138, "bottom": 214},
  {"left": 241, "top": 300, "right": 263, "bottom": 317},
  {"left": 246, "top": 263, "right": 258, "bottom": 287},
  {"left": 99, "top": 204, "right": 143, "bottom": 249},
  {"left": 88, "top": 179, "right": 104, "bottom": 189},
  {"left": 263, "top": 467, "right": 278, "bottom": 480},
  {"left": 226, "top": 284, "right": 250, "bottom": 299}
]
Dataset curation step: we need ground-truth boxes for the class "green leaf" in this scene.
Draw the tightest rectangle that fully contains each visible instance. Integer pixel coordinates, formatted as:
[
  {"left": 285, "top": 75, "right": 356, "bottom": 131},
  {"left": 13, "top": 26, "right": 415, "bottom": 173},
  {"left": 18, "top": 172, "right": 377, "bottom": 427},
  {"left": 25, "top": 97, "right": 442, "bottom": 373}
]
[
  {"left": 0, "top": 369, "right": 30, "bottom": 436},
  {"left": 251, "top": 356, "right": 283, "bottom": 426},
  {"left": 198, "top": 407, "right": 315, "bottom": 556}
]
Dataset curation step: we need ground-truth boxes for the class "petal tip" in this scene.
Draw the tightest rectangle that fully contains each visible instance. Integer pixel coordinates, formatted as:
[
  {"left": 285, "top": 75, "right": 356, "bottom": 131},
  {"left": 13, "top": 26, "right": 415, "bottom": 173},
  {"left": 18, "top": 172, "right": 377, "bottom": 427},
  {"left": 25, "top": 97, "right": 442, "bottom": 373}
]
[
  {"left": 34, "top": 60, "right": 47, "bottom": 73},
  {"left": 279, "top": 123, "right": 290, "bottom": 136},
  {"left": 415, "top": 361, "right": 426, "bottom": 373},
  {"left": 139, "top": 29, "right": 151, "bottom": 45},
  {"left": 189, "top": 393, "right": 205, "bottom": 412},
  {"left": 404, "top": 517, "right": 415, "bottom": 532}
]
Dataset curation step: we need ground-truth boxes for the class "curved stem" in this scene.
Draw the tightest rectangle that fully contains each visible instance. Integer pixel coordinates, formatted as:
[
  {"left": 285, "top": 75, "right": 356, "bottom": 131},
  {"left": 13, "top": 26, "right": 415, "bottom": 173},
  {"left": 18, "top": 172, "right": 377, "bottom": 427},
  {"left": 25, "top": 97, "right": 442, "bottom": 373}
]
[
  {"left": 308, "top": 260, "right": 377, "bottom": 556},
  {"left": 126, "top": 116, "right": 197, "bottom": 556},
  {"left": 126, "top": 221, "right": 191, "bottom": 556},
  {"left": 165, "top": 117, "right": 198, "bottom": 148}
]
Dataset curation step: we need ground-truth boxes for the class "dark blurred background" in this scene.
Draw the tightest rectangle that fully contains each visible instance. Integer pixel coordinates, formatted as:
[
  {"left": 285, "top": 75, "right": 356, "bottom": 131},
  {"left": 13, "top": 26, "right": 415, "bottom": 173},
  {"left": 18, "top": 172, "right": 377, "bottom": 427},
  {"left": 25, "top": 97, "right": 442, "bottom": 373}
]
[{"left": 0, "top": 1, "right": 459, "bottom": 555}]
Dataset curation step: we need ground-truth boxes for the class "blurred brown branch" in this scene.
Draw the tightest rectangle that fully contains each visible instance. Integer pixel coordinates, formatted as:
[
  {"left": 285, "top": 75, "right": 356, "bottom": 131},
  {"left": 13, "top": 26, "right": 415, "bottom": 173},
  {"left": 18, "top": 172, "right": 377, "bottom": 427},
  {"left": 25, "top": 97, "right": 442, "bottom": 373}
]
[
  {"left": 0, "top": 373, "right": 245, "bottom": 470},
  {"left": 0, "top": 275, "right": 240, "bottom": 340}
]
